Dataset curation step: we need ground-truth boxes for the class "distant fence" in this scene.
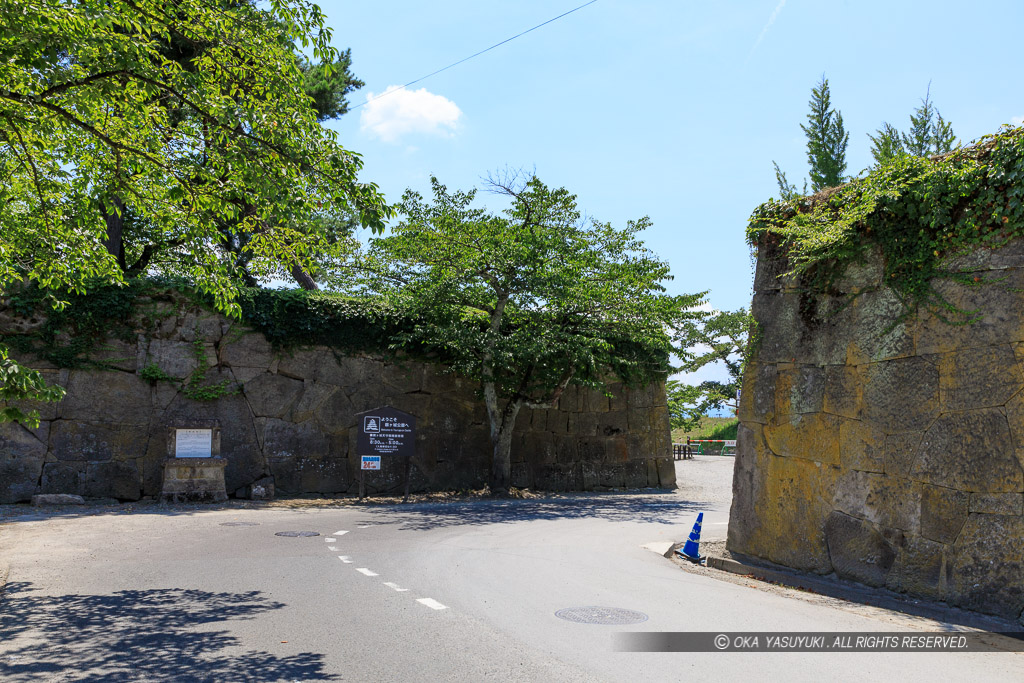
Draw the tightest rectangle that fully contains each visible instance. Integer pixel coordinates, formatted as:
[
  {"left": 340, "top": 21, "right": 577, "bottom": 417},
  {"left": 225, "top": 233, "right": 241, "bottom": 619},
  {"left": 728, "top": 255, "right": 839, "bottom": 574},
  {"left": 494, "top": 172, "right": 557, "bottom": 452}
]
[{"left": 672, "top": 439, "right": 737, "bottom": 459}]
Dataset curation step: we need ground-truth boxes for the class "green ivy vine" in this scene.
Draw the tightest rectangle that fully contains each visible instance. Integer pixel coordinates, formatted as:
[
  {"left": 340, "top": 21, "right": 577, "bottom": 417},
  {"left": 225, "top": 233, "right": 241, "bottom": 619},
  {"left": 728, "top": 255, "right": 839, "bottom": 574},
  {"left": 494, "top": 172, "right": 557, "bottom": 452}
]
[{"left": 747, "top": 125, "right": 1024, "bottom": 322}]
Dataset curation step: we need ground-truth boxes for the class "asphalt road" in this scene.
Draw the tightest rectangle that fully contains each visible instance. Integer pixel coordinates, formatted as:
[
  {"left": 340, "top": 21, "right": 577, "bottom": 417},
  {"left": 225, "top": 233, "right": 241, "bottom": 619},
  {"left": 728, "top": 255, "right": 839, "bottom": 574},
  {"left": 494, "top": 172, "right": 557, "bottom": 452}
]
[{"left": 2, "top": 456, "right": 1022, "bottom": 682}]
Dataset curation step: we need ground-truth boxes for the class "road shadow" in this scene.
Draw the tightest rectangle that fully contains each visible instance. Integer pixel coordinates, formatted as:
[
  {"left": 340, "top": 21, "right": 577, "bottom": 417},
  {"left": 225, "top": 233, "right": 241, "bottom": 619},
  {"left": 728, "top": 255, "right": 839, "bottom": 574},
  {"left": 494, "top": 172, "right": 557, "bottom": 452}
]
[
  {"left": 358, "top": 492, "right": 710, "bottom": 531},
  {"left": 0, "top": 582, "right": 336, "bottom": 682}
]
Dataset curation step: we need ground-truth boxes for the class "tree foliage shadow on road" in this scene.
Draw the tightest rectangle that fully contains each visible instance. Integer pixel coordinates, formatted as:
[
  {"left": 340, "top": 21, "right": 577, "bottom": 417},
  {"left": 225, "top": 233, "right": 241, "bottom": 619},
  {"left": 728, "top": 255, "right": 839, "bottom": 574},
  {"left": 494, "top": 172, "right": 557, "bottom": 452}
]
[
  {"left": 360, "top": 494, "right": 708, "bottom": 531},
  {"left": 0, "top": 582, "right": 336, "bottom": 682}
]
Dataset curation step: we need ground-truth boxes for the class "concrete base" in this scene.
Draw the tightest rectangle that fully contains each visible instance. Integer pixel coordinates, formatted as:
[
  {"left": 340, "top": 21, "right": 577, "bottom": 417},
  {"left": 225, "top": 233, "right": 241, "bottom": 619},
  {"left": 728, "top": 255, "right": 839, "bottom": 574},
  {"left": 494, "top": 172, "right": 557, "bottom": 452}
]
[{"left": 160, "top": 458, "right": 228, "bottom": 503}]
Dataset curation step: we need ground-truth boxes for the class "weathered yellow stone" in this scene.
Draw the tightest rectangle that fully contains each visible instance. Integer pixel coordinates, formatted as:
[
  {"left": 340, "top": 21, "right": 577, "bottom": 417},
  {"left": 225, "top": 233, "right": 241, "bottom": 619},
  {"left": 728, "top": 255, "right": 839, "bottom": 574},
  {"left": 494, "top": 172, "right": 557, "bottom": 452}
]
[
  {"left": 763, "top": 412, "right": 842, "bottom": 465},
  {"left": 758, "top": 454, "right": 837, "bottom": 573}
]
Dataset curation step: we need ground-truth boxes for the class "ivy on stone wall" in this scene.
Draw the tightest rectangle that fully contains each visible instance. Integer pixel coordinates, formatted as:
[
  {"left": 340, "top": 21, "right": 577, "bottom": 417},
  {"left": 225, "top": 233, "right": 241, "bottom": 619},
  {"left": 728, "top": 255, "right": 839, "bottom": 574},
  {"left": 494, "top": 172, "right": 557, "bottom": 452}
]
[
  {"left": 748, "top": 125, "right": 1024, "bottom": 322},
  {"left": 1, "top": 281, "right": 673, "bottom": 387}
]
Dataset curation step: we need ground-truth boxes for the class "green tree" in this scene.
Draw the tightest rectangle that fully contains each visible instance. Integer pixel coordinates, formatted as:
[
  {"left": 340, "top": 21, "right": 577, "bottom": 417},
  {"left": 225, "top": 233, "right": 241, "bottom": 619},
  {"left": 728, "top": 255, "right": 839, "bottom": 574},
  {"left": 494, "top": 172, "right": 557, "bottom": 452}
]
[
  {"left": 802, "top": 75, "right": 849, "bottom": 191},
  {"left": 363, "top": 173, "right": 706, "bottom": 494},
  {"left": 868, "top": 86, "right": 957, "bottom": 164},
  {"left": 667, "top": 308, "right": 750, "bottom": 430},
  {"left": 867, "top": 122, "right": 904, "bottom": 166},
  {"left": 0, "top": 0, "right": 388, "bottom": 424},
  {"left": 773, "top": 75, "right": 848, "bottom": 198}
]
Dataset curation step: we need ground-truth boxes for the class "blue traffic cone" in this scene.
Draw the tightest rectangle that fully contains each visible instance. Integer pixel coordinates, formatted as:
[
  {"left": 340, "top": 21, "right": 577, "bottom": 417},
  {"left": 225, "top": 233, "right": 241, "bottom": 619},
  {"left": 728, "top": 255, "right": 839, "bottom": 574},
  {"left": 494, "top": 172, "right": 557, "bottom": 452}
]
[{"left": 676, "top": 512, "right": 704, "bottom": 563}]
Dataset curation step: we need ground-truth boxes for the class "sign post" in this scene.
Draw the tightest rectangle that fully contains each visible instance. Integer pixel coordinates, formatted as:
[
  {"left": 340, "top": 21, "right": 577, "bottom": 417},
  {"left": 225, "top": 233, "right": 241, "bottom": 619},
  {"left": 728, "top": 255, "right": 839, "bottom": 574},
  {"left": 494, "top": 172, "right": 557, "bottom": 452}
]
[{"left": 355, "top": 407, "right": 417, "bottom": 501}]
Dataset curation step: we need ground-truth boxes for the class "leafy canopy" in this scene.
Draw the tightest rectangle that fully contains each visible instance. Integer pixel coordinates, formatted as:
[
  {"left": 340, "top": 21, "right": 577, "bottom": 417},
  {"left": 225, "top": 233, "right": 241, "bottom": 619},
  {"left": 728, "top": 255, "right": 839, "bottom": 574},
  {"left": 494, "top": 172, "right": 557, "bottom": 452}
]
[
  {"left": 0, "top": 0, "right": 387, "bottom": 424},
  {"left": 668, "top": 308, "right": 750, "bottom": 431},
  {"left": 362, "top": 173, "right": 706, "bottom": 492},
  {"left": 0, "top": 0, "right": 387, "bottom": 310}
]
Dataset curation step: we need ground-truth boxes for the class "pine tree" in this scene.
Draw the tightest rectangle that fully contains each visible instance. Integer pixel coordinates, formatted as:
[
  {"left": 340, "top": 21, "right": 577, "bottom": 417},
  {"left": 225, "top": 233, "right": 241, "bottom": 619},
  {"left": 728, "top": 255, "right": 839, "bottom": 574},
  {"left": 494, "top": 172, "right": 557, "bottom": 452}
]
[{"left": 801, "top": 75, "right": 849, "bottom": 191}]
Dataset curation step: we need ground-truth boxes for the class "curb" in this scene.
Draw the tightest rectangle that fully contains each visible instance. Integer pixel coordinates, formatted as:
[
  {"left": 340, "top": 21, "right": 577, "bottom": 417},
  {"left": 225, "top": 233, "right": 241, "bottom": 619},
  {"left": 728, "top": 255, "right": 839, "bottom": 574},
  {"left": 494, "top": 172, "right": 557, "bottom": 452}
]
[{"left": 703, "top": 553, "right": 1019, "bottom": 632}]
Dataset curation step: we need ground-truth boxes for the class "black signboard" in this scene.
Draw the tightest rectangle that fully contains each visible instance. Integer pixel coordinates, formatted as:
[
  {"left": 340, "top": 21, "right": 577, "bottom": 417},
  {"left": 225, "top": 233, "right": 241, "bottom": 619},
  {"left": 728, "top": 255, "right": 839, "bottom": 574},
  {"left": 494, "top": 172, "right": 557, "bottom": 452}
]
[{"left": 356, "top": 406, "right": 417, "bottom": 457}]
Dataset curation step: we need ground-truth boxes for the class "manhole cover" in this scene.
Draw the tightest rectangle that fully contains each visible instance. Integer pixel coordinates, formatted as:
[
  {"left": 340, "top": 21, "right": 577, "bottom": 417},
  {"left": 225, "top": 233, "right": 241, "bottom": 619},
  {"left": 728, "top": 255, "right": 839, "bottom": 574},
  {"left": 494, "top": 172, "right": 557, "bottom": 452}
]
[
  {"left": 220, "top": 522, "right": 259, "bottom": 527},
  {"left": 275, "top": 531, "right": 320, "bottom": 537},
  {"left": 554, "top": 607, "right": 648, "bottom": 625}
]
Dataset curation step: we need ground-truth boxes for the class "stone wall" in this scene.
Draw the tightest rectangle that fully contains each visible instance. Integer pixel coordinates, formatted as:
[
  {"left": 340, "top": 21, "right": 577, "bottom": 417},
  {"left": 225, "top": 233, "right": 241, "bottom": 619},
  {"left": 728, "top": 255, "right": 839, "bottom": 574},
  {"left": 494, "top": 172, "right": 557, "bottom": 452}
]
[
  {"left": 0, "top": 295, "right": 674, "bottom": 503},
  {"left": 731, "top": 237, "right": 1024, "bottom": 623}
]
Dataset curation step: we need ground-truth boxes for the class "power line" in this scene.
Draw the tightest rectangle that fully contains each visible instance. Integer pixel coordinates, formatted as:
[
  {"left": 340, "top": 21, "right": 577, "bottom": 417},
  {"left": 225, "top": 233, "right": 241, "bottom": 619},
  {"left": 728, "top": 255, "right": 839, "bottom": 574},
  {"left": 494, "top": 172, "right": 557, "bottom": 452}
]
[{"left": 351, "top": 1, "right": 599, "bottom": 110}]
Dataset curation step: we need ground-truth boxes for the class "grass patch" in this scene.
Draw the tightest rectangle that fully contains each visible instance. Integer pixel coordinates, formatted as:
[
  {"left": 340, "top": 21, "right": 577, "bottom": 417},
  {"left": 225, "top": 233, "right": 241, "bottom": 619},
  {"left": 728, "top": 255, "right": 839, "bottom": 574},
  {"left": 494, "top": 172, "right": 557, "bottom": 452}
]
[{"left": 671, "top": 417, "right": 738, "bottom": 444}]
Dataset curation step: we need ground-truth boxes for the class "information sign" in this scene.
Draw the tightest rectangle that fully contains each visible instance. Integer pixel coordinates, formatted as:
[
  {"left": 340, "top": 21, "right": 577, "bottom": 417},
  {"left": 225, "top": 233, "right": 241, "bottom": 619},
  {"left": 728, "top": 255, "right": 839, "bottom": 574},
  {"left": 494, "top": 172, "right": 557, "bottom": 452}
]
[
  {"left": 175, "top": 429, "right": 212, "bottom": 458},
  {"left": 361, "top": 455, "right": 381, "bottom": 471},
  {"left": 356, "top": 406, "right": 417, "bottom": 457}
]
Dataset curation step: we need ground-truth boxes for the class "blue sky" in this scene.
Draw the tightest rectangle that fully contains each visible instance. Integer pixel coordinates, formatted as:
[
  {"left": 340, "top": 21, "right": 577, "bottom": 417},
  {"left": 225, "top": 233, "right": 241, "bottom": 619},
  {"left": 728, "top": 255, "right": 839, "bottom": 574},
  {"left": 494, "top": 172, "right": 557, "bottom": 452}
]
[{"left": 317, "top": 0, "right": 1022, "bottom": 388}]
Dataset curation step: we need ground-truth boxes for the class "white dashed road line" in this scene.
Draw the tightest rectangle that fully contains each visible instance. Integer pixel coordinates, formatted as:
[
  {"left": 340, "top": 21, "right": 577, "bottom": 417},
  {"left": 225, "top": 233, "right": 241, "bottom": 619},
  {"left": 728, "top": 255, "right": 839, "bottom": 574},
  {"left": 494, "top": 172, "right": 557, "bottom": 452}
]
[
  {"left": 325, "top": 537, "right": 336, "bottom": 543},
  {"left": 416, "top": 598, "right": 448, "bottom": 610},
  {"left": 338, "top": 556, "right": 353, "bottom": 563},
  {"left": 356, "top": 568, "right": 379, "bottom": 576},
  {"left": 334, "top": 530, "right": 349, "bottom": 536},
  {"left": 383, "top": 582, "right": 409, "bottom": 592}
]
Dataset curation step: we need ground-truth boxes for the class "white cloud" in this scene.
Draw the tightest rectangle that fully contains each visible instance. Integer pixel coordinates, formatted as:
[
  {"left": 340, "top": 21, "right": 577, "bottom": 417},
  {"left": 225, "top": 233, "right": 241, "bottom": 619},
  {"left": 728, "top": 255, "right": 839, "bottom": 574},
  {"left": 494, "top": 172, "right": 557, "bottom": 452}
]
[
  {"left": 359, "top": 86, "right": 462, "bottom": 143},
  {"left": 1012, "top": 115, "right": 1024, "bottom": 126}
]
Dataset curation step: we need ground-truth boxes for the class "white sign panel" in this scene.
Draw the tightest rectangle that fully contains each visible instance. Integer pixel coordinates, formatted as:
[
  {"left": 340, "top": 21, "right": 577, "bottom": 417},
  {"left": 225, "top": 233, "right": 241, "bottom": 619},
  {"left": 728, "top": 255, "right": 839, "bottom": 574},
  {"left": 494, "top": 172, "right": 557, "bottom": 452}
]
[
  {"left": 361, "top": 455, "right": 382, "bottom": 471},
  {"left": 176, "top": 429, "right": 213, "bottom": 458}
]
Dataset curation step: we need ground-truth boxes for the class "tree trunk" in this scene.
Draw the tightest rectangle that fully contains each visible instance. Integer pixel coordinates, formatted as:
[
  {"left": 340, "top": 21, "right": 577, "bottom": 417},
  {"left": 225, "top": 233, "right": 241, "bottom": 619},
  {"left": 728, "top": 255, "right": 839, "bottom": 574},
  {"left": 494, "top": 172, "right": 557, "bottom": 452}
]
[
  {"left": 290, "top": 263, "right": 319, "bottom": 291},
  {"left": 491, "top": 421, "right": 517, "bottom": 495},
  {"left": 99, "top": 197, "right": 127, "bottom": 272},
  {"left": 483, "top": 380, "right": 521, "bottom": 496}
]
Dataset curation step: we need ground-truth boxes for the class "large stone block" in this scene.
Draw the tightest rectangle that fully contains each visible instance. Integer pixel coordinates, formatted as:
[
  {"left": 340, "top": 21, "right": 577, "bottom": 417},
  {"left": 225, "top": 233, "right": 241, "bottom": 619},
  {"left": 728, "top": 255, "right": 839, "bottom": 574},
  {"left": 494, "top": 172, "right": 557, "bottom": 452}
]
[
  {"left": 824, "top": 511, "right": 896, "bottom": 587},
  {"left": 219, "top": 332, "right": 276, "bottom": 369},
  {"left": 833, "top": 470, "right": 920, "bottom": 533},
  {"left": 917, "top": 268, "right": 1024, "bottom": 355},
  {"left": 59, "top": 370, "right": 152, "bottom": 424},
  {"left": 314, "top": 388, "right": 357, "bottom": 434},
  {"left": 949, "top": 514, "right": 1024, "bottom": 620},
  {"left": 0, "top": 456, "right": 43, "bottom": 503},
  {"left": 727, "top": 423, "right": 769, "bottom": 557},
  {"left": 41, "top": 462, "right": 84, "bottom": 495},
  {"left": 920, "top": 483, "right": 969, "bottom": 544},
  {"left": 838, "top": 288, "right": 915, "bottom": 366},
  {"left": 913, "top": 408, "right": 1023, "bottom": 492},
  {"left": 85, "top": 460, "right": 141, "bottom": 500},
  {"left": 145, "top": 339, "right": 214, "bottom": 379},
  {"left": 822, "top": 365, "right": 861, "bottom": 419},
  {"left": 838, "top": 420, "right": 884, "bottom": 473},
  {"left": 243, "top": 373, "right": 304, "bottom": 418},
  {"left": 755, "top": 452, "right": 836, "bottom": 572},
  {"left": 381, "top": 362, "right": 424, "bottom": 394},
  {"left": 883, "top": 431, "right": 924, "bottom": 479},
  {"left": 763, "top": 412, "right": 842, "bottom": 465},
  {"left": 969, "top": 492, "right": 1024, "bottom": 516},
  {"left": 290, "top": 380, "right": 337, "bottom": 423},
  {"left": 50, "top": 420, "right": 150, "bottom": 462},
  {"left": 90, "top": 339, "right": 140, "bottom": 372},
  {"left": 938, "top": 345, "right": 1022, "bottom": 411},
  {"left": 774, "top": 365, "right": 825, "bottom": 415},
  {"left": 751, "top": 291, "right": 803, "bottom": 363},
  {"left": 885, "top": 534, "right": 947, "bottom": 601},
  {"left": 861, "top": 357, "right": 939, "bottom": 434},
  {"left": 738, "top": 361, "right": 777, "bottom": 425}
]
